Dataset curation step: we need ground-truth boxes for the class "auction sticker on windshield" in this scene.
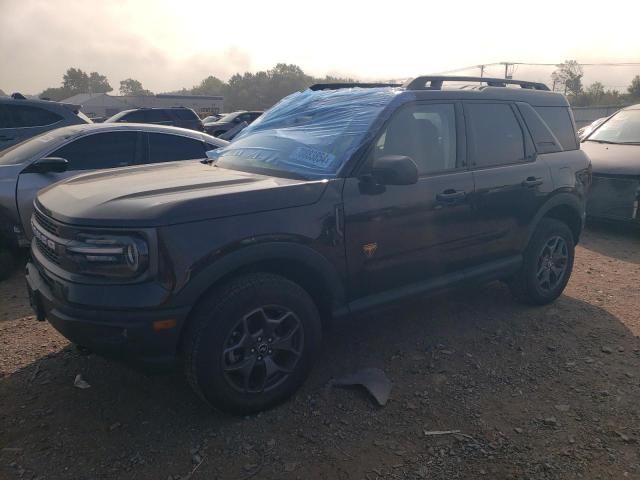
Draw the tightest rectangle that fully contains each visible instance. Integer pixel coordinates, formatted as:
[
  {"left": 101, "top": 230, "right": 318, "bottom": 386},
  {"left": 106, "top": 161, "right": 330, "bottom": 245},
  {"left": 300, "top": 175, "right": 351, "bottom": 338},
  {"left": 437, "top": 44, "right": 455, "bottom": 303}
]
[{"left": 288, "top": 146, "right": 337, "bottom": 171}]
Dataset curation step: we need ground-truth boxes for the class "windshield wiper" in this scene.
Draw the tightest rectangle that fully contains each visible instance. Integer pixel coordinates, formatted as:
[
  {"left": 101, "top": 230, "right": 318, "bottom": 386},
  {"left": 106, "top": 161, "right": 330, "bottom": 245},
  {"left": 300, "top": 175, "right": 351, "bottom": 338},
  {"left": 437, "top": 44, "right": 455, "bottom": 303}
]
[{"left": 585, "top": 139, "right": 621, "bottom": 145}]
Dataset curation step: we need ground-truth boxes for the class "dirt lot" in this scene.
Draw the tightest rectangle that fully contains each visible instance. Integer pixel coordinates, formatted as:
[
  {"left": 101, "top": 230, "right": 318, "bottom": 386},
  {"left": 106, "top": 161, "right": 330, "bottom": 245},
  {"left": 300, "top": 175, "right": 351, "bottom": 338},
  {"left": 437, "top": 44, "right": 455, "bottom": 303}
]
[{"left": 1, "top": 225, "right": 639, "bottom": 480}]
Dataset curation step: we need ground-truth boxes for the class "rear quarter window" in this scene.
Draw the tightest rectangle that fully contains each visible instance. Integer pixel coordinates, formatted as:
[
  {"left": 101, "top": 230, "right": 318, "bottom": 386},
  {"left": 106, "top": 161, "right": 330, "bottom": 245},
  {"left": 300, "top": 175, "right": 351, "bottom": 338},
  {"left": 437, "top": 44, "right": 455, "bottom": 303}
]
[
  {"left": 534, "top": 107, "right": 578, "bottom": 151},
  {"left": 7, "top": 104, "right": 63, "bottom": 127},
  {"left": 172, "top": 109, "right": 198, "bottom": 121}
]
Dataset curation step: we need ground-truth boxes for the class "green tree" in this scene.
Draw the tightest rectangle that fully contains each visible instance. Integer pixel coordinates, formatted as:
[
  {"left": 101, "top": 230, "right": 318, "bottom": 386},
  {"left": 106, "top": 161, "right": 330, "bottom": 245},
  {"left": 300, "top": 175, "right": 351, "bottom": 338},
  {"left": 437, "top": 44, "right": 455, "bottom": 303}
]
[
  {"left": 39, "top": 86, "right": 72, "bottom": 101},
  {"left": 628, "top": 75, "right": 640, "bottom": 97},
  {"left": 88, "top": 72, "right": 112, "bottom": 93},
  {"left": 119, "top": 78, "right": 153, "bottom": 96},
  {"left": 63, "top": 68, "right": 90, "bottom": 93},
  {"left": 551, "top": 60, "right": 583, "bottom": 97},
  {"left": 190, "top": 76, "right": 225, "bottom": 96}
]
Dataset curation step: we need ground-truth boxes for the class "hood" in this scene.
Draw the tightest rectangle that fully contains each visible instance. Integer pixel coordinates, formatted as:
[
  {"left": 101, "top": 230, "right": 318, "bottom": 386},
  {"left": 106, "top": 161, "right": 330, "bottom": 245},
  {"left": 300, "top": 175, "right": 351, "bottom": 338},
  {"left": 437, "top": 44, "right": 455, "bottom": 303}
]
[
  {"left": 36, "top": 161, "right": 328, "bottom": 227},
  {"left": 581, "top": 141, "right": 640, "bottom": 176}
]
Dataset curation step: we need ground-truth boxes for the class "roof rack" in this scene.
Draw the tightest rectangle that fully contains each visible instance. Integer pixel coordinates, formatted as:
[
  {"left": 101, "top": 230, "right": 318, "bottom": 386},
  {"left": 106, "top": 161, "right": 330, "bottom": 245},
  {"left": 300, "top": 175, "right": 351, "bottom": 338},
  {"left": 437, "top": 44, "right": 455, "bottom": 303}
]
[
  {"left": 309, "top": 82, "right": 402, "bottom": 91},
  {"left": 403, "top": 76, "right": 550, "bottom": 91}
]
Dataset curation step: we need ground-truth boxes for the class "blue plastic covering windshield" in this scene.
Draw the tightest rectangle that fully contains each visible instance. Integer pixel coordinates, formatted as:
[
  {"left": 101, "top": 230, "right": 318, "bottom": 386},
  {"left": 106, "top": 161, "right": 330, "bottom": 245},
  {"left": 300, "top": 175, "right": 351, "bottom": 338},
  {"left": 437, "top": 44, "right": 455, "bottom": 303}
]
[{"left": 206, "top": 87, "right": 404, "bottom": 179}]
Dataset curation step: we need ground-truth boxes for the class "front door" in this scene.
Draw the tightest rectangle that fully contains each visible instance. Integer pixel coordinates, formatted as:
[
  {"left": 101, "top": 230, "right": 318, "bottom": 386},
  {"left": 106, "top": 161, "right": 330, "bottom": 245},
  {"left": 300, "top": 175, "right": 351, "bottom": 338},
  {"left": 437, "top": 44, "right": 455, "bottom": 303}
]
[{"left": 343, "top": 102, "right": 477, "bottom": 301}]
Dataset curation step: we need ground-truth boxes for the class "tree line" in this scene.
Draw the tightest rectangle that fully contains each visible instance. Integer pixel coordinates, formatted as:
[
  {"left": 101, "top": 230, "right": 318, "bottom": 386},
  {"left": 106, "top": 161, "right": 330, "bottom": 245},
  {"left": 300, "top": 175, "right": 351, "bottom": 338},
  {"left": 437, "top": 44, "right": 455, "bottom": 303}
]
[
  {"left": 33, "top": 64, "right": 352, "bottom": 111},
  {"left": 551, "top": 60, "right": 640, "bottom": 107},
  {"left": 8, "top": 62, "right": 640, "bottom": 110}
]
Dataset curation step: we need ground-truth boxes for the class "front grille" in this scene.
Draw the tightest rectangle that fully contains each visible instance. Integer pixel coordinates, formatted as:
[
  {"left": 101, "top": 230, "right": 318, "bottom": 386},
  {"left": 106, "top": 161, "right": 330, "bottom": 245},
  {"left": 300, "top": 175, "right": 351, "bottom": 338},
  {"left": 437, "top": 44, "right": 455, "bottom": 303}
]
[
  {"left": 587, "top": 175, "right": 639, "bottom": 221},
  {"left": 35, "top": 237, "right": 61, "bottom": 265},
  {"left": 34, "top": 209, "right": 60, "bottom": 236}
]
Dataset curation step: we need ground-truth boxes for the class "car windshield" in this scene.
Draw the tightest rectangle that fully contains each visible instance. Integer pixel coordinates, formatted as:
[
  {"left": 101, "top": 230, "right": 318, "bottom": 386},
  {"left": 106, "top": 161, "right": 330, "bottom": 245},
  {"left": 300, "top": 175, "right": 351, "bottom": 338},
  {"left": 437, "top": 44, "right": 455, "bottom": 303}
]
[
  {"left": 208, "top": 87, "right": 402, "bottom": 179},
  {"left": 588, "top": 109, "right": 640, "bottom": 144},
  {"left": 218, "top": 112, "right": 241, "bottom": 123},
  {"left": 0, "top": 126, "right": 82, "bottom": 165}
]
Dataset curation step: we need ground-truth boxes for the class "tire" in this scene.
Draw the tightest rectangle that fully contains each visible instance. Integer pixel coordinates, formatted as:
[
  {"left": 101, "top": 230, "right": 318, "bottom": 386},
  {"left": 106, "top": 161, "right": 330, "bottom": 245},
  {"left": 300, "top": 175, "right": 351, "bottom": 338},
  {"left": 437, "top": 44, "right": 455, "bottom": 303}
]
[
  {"left": 510, "top": 218, "right": 575, "bottom": 305},
  {"left": 183, "top": 273, "right": 322, "bottom": 414},
  {"left": 0, "top": 246, "right": 15, "bottom": 282}
]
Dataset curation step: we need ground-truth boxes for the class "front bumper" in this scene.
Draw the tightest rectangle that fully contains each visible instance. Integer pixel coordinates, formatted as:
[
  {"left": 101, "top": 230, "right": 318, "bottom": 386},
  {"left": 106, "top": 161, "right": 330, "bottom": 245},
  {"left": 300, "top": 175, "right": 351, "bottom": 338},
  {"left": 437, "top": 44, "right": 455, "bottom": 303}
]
[
  {"left": 25, "top": 261, "right": 190, "bottom": 369},
  {"left": 586, "top": 174, "right": 640, "bottom": 224}
]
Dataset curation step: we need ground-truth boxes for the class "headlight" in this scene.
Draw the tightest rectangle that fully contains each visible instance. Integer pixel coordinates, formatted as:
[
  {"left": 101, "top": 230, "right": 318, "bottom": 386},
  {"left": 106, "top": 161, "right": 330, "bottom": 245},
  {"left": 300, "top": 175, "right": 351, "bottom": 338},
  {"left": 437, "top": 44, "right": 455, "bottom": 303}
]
[{"left": 65, "top": 233, "right": 149, "bottom": 278}]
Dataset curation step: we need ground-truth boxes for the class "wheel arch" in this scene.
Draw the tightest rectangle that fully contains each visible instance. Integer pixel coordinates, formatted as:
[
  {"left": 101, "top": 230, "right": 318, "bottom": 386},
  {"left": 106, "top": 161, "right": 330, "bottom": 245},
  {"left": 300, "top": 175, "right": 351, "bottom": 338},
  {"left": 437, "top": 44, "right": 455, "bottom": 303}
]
[
  {"left": 527, "top": 193, "right": 584, "bottom": 246},
  {"left": 176, "top": 242, "right": 347, "bottom": 338}
]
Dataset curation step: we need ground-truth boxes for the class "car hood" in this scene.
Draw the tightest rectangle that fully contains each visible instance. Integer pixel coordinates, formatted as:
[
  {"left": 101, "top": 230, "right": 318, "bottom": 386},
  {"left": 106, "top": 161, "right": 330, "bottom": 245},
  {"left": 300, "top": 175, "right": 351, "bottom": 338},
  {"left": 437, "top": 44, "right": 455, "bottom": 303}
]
[
  {"left": 36, "top": 161, "right": 328, "bottom": 227},
  {"left": 581, "top": 141, "right": 640, "bottom": 176}
]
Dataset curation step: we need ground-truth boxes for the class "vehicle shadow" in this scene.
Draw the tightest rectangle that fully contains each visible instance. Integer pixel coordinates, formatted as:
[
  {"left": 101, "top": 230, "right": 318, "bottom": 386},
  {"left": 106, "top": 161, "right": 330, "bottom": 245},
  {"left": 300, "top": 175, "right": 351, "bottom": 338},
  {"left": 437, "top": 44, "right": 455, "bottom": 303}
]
[
  {"left": 581, "top": 221, "right": 640, "bottom": 264},
  {"left": 1, "top": 282, "right": 639, "bottom": 479}
]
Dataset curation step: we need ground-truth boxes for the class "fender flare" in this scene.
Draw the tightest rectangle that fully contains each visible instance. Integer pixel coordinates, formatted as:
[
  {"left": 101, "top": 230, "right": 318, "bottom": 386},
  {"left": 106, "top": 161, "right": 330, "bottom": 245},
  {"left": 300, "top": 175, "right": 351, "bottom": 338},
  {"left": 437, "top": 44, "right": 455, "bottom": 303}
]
[
  {"left": 525, "top": 192, "right": 584, "bottom": 247},
  {"left": 174, "top": 241, "right": 347, "bottom": 313}
]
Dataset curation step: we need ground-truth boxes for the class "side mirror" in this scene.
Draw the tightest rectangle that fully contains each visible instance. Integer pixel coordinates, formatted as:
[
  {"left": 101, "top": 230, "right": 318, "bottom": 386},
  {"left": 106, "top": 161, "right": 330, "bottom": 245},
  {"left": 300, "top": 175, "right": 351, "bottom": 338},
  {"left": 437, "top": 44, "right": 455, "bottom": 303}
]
[
  {"left": 26, "top": 157, "right": 69, "bottom": 174},
  {"left": 372, "top": 155, "right": 419, "bottom": 186}
]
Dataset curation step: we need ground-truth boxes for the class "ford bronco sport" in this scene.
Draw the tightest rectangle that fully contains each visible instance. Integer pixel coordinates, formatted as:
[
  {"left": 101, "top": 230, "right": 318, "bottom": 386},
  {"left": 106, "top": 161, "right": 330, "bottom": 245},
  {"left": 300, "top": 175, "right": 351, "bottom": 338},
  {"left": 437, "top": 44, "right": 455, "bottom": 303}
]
[{"left": 26, "top": 76, "right": 591, "bottom": 413}]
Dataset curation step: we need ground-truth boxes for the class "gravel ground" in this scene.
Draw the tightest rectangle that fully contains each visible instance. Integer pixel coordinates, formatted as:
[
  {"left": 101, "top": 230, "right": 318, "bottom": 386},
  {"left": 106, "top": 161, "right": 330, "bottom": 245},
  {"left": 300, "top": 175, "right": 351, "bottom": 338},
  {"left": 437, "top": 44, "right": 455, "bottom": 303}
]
[{"left": 1, "top": 225, "right": 639, "bottom": 480}]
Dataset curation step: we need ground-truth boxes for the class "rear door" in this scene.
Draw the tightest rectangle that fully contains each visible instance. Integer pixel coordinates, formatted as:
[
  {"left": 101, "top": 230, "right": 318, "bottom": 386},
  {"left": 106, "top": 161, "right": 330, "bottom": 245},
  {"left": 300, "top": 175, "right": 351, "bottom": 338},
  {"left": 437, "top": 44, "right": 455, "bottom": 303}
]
[
  {"left": 343, "top": 102, "right": 477, "bottom": 299},
  {"left": 464, "top": 102, "right": 552, "bottom": 260},
  {"left": 16, "top": 131, "right": 142, "bottom": 236},
  {"left": 145, "top": 132, "right": 207, "bottom": 163},
  {"left": 0, "top": 104, "right": 65, "bottom": 150}
]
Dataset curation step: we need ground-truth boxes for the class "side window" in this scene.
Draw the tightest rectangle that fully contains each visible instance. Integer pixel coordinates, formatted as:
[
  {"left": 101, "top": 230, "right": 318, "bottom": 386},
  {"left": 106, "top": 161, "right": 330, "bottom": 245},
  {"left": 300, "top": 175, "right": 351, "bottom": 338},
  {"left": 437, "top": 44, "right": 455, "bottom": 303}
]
[
  {"left": 145, "top": 110, "right": 170, "bottom": 123},
  {"left": 120, "top": 110, "right": 145, "bottom": 123},
  {"left": 147, "top": 133, "right": 205, "bottom": 163},
  {"left": 534, "top": 106, "right": 578, "bottom": 150},
  {"left": 373, "top": 103, "right": 457, "bottom": 175},
  {"left": 466, "top": 103, "right": 525, "bottom": 167},
  {"left": 173, "top": 109, "right": 197, "bottom": 121},
  {"left": 50, "top": 132, "right": 138, "bottom": 170},
  {"left": 8, "top": 105, "right": 62, "bottom": 127}
]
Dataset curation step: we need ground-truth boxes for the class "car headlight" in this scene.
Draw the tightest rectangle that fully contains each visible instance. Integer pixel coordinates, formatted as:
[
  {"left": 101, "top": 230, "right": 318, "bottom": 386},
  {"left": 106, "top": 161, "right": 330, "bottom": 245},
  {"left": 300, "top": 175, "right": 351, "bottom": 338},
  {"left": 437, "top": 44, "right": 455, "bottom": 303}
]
[{"left": 65, "top": 233, "right": 149, "bottom": 277}]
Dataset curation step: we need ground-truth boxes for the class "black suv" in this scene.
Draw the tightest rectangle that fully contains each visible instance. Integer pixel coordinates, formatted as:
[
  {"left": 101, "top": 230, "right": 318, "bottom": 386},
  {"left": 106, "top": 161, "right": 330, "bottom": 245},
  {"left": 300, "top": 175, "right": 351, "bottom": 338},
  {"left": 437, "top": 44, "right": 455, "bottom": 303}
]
[
  {"left": 26, "top": 76, "right": 591, "bottom": 413},
  {"left": 0, "top": 94, "right": 90, "bottom": 150},
  {"left": 105, "top": 107, "right": 204, "bottom": 131}
]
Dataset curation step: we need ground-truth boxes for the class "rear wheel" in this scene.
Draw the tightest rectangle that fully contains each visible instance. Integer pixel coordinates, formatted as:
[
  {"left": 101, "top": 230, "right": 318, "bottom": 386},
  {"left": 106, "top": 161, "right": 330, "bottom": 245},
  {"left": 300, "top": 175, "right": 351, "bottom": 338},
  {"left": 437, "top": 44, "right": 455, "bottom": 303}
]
[
  {"left": 183, "top": 273, "right": 322, "bottom": 414},
  {"left": 510, "top": 218, "right": 575, "bottom": 305}
]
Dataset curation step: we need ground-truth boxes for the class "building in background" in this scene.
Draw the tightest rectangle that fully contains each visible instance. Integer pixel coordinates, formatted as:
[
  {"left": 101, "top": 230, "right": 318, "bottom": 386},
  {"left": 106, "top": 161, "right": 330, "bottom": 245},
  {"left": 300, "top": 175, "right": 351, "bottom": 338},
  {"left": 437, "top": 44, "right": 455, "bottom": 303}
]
[{"left": 61, "top": 93, "right": 224, "bottom": 119}]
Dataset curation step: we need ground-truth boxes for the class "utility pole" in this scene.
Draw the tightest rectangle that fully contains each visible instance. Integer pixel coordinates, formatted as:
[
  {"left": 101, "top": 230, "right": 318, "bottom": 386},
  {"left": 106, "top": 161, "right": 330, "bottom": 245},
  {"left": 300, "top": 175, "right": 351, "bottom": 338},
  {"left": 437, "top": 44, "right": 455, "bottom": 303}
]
[
  {"left": 480, "top": 65, "right": 485, "bottom": 78},
  {"left": 503, "top": 62, "right": 512, "bottom": 79}
]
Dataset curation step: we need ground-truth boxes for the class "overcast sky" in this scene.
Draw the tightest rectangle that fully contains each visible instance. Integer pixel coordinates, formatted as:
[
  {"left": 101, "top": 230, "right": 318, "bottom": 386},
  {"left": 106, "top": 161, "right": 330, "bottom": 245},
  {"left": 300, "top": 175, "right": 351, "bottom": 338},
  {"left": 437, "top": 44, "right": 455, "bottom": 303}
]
[{"left": 1, "top": 0, "right": 639, "bottom": 95}]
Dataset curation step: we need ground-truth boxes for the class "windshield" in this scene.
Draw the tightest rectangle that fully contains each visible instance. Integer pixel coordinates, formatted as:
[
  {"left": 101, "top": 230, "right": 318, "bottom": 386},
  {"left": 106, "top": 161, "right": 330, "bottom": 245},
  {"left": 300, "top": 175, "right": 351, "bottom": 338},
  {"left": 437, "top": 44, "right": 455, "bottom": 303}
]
[
  {"left": 218, "top": 112, "right": 241, "bottom": 123},
  {"left": 588, "top": 109, "right": 640, "bottom": 144},
  {"left": 208, "top": 87, "right": 402, "bottom": 179},
  {"left": 0, "top": 126, "right": 81, "bottom": 165}
]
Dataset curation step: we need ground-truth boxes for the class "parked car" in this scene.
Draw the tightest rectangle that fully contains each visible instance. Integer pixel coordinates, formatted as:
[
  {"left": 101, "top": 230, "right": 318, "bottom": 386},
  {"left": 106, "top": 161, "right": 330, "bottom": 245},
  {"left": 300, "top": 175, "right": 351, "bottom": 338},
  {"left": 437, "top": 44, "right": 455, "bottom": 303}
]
[
  {"left": 0, "top": 123, "right": 227, "bottom": 279},
  {"left": 0, "top": 94, "right": 91, "bottom": 151},
  {"left": 106, "top": 107, "right": 204, "bottom": 132},
  {"left": 578, "top": 116, "right": 607, "bottom": 141},
  {"left": 26, "top": 76, "right": 590, "bottom": 413},
  {"left": 581, "top": 104, "right": 640, "bottom": 226},
  {"left": 202, "top": 114, "right": 223, "bottom": 123},
  {"left": 204, "top": 110, "right": 262, "bottom": 137}
]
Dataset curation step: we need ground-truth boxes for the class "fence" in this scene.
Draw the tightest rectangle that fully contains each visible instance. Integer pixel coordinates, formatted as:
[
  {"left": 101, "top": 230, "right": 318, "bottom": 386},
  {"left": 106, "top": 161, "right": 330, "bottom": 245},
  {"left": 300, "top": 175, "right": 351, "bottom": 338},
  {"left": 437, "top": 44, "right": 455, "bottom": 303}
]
[{"left": 571, "top": 105, "right": 628, "bottom": 129}]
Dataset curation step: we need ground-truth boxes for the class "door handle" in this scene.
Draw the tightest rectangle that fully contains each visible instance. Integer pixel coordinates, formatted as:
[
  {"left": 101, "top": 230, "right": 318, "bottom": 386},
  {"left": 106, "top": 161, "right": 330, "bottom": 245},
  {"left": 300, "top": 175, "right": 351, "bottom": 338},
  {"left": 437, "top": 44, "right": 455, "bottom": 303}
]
[
  {"left": 436, "top": 190, "right": 466, "bottom": 203},
  {"left": 521, "top": 176, "right": 544, "bottom": 187}
]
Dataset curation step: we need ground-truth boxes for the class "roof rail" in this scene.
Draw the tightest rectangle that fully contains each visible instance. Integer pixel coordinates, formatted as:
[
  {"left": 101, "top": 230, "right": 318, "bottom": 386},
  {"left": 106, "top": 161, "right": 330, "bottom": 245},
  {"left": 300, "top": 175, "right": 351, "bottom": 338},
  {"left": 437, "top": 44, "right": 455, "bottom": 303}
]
[
  {"left": 309, "top": 82, "right": 402, "bottom": 91},
  {"left": 403, "top": 76, "right": 550, "bottom": 91}
]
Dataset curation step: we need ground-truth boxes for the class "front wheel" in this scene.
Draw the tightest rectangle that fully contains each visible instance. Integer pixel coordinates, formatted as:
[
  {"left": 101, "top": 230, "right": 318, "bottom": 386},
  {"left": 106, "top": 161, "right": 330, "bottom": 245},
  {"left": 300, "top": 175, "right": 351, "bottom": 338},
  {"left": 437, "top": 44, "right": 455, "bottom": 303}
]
[
  {"left": 510, "top": 218, "right": 575, "bottom": 305},
  {"left": 183, "top": 273, "right": 322, "bottom": 414}
]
